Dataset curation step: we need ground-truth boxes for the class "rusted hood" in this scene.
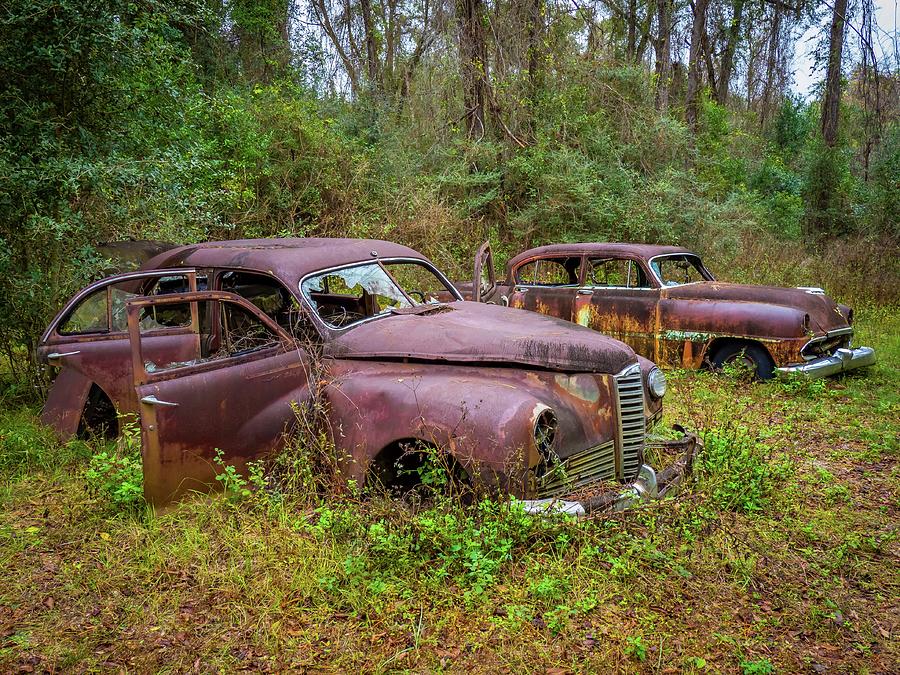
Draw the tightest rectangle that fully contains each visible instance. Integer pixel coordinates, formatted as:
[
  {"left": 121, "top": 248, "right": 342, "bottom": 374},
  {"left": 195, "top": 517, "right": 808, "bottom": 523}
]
[
  {"left": 662, "top": 282, "right": 849, "bottom": 332},
  {"left": 326, "top": 301, "right": 638, "bottom": 374}
]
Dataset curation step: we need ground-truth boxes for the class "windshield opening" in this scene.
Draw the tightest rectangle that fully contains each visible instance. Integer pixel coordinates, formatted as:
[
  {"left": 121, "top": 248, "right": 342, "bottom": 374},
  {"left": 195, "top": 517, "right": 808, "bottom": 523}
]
[
  {"left": 650, "top": 255, "right": 712, "bottom": 287},
  {"left": 301, "top": 260, "right": 455, "bottom": 329}
]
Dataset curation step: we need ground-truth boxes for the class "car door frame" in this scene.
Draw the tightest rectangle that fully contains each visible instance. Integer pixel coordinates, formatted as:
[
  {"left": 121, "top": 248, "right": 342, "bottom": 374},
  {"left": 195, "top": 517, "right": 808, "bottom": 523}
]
[
  {"left": 472, "top": 241, "right": 498, "bottom": 303},
  {"left": 507, "top": 252, "right": 586, "bottom": 321},
  {"left": 126, "top": 290, "right": 308, "bottom": 505},
  {"left": 575, "top": 255, "right": 662, "bottom": 362}
]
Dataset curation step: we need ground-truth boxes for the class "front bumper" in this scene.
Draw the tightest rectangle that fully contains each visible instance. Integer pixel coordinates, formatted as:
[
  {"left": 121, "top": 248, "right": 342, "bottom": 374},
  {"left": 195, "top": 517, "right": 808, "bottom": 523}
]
[
  {"left": 520, "top": 431, "right": 700, "bottom": 516},
  {"left": 777, "top": 346, "right": 875, "bottom": 379}
]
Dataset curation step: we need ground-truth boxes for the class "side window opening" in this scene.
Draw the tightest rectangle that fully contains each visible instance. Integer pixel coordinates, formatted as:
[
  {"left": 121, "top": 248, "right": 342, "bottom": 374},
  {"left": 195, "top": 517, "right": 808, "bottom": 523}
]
[
  {"left": 59, "top": 273, "right": 205, "bottom": 335},
  {"left": 112, "top": 274, "right": 204, "bottom": 332},
  {"left": 220, "top": 271, "right": 312, "bottom": 338},
  {"left": 60, "top": 289, "right": 109, "bottom": 335},
  {"left": 515, "top": 257, "right": 582, "bottom": 286},
  {"left": 585, "top": 258, "right": 649, "bottom": 289},
  {"left": 142, "top": 300, "right": 282, "bottom": 374}
]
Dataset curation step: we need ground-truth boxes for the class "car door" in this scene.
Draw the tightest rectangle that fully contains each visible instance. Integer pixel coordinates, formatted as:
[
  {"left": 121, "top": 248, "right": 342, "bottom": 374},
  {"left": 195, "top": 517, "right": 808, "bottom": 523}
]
[
  {"left": 38, "top": 269, "right": 203, "bottom": 436},
  {"left": 575, "top": 257, "right": 660, "bottom": 362},
  {"left": 507, "top": 255, "right": 584, "bottom": 321},
  {"left": 126, "top": 290, "right": 311, "bottom": 505},
  {"left": 472, "top": 241, "right": 497, "bottom": 302}
]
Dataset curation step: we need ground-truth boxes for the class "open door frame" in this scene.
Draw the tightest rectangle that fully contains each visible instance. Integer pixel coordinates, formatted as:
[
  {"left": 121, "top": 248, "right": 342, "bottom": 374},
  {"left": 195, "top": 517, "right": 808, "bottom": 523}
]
[{"left": 472, "top": 241, "right": 496, "bottom": 303}]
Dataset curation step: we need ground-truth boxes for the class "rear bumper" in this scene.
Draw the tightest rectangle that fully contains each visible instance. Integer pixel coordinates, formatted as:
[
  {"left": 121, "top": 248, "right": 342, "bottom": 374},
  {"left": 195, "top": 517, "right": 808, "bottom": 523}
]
[
  {"left": 520, "top": 431, "right": 700, "bottom": 516},
  {"left": 777, "top": 346, "right": 875, "bottom": 379}
]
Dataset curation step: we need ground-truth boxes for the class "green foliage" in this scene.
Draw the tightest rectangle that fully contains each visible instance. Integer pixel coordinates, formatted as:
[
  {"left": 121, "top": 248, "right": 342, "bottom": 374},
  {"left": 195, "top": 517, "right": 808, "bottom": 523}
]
[
  {"left": 740, "top": 657, "right": 775, "bottom": 674},
  {"left": 697, "top": 425, "right": 784, "bottom": 513},
  {"left": 865, "top": 123, "right": 900, "bottom": 236},
  {"left": 624, "top": 635, "right": 648, "bottom": 662},
  {"left": 84, "top": 420, "right": 144, "bottom": 510}
]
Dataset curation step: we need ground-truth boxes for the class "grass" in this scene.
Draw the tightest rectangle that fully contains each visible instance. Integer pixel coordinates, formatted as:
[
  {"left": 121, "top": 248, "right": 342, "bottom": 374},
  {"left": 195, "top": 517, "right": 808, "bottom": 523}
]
[{"left": 0, "top": 304, "right": 897, "bottom": 672}]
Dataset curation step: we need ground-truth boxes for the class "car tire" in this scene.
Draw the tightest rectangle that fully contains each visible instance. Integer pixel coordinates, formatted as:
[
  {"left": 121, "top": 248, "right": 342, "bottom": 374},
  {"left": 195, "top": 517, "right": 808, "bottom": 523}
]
[{"left": 710, "top": 342, "right": 776, "bottom": 380}]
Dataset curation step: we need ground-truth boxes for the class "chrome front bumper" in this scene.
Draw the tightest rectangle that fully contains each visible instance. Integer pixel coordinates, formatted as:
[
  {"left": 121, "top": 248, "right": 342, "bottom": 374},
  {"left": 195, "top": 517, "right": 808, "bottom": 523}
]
[
  {"left": 520, "top": 432, "right": 700, "bottom": 516},
  {"left": 777, "top": 346, "right": 875, "bottom": 379}
]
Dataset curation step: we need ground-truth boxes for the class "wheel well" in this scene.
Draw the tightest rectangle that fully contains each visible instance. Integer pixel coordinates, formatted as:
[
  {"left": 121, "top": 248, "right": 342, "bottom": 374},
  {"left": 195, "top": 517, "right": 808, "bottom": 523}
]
[
  {"left": 703, "top": 337, "right": 773, "bottom": 369},
  {"left": 77, "top": 384, "right": 118, "bottom": 440},
  {"left": 367, "top": 439, "right": 468, "bottom": 495}
]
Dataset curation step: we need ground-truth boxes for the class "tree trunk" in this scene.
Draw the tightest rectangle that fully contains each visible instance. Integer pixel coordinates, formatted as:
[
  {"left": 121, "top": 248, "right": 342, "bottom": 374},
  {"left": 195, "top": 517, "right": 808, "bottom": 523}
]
[
  {"left": 626, "top": 0, "right": 638, "bottom": 59},
  {"left": 715, "top": 0, "right": 744, "bottom": 103},
  {"left": 458, "top": 0, "right": 489, "bottom": 140},
  {"left": 760, "top": 7, "right": 782, "bottom": 127},
  {"left": 821, "top": 0, "right": 848, "bottom": 146},
  {"left": 685, "top": 0, "right": 709, "bottom": 130},
  {"left": 360, "top": 0, "right": 380, "bottom": 87},
  {"left": 526, "top": 0, "right": 545, "bottom": 101},
  {"left": 654, "top": 0, "right": 672, "bottom": 112}
]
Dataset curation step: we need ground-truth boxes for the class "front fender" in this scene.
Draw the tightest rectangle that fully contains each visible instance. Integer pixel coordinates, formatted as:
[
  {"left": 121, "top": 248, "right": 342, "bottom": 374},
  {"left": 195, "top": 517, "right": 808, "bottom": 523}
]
[{"left": 324, "top": 361, "right": 620, "bottom": 486}]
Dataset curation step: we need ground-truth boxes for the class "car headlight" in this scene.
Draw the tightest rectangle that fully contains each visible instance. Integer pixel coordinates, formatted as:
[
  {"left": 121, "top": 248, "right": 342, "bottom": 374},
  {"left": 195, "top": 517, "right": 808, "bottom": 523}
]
[
  {"left": 648, "top": 367, "right": 667, "bottom": 399},
  {"left": 533, "top": 408, "right": 558, "bottom": 460}
]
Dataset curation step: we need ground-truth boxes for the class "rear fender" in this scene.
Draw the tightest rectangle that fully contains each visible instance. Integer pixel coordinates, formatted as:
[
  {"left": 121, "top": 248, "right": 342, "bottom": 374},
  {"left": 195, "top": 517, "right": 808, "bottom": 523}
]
[{"left": 40, "top": 369, "right": 94, "bottom": 439}]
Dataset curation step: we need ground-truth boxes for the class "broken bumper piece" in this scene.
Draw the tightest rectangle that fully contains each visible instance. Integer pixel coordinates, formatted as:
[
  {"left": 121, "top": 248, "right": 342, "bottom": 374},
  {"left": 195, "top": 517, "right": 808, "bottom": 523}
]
[
  {"left": 776, "top": 346, "right": 875, "bottom": 379},
  {"left": 519, "top": 432, "right": 700, "bottom": 516}
]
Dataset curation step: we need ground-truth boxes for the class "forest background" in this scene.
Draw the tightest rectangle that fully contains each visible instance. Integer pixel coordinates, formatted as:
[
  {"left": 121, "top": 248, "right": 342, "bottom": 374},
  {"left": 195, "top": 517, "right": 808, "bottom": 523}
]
[{"left": 1, "top": 0, "right": 898, "bottom": 387}]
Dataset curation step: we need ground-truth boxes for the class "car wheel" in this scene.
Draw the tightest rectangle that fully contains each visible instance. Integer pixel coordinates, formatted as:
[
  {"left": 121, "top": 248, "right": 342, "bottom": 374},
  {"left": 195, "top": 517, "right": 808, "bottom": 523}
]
[{"left": 710, "top": 342, "right": 775, "bottom": 380}]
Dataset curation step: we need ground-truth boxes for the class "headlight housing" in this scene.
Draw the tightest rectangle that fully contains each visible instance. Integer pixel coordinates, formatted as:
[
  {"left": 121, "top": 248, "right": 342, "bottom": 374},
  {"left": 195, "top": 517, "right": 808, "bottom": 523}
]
[
  {"left": 648, "top": 367, "right": 667, "bottom": 399},
  {"left": 533, "top": 408, "right": 558, "bottom": 460}
]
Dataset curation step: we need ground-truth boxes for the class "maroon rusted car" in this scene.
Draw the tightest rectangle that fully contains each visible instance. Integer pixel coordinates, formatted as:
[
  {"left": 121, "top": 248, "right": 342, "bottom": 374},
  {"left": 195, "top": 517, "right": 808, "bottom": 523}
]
[
  {"left": 38, "top": 239, "right": 693, "bottom": 510},
  {"left": 463, "top": 242, "right": 874, "bottom": 380}
]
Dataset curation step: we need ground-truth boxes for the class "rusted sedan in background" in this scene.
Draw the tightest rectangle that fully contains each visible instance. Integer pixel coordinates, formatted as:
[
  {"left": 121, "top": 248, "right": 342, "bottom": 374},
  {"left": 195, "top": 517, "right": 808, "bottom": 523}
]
[
  {"left": 462, "top": 242, "right": 874, "bottom": 380},
  {"left": 39, "top": 238, "right": 694, "bottom": 510}
]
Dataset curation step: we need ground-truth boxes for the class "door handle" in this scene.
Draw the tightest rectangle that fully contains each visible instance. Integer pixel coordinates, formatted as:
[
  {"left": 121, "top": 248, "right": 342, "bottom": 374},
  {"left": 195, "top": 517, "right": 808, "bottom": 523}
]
[
  {"left": 577, "top": 289, "right": 594, "bottom": 295},
  {"left": 47, "top": 351, "right": 81, "bottom": 362},
  {"left": 140, "top": 395, "right": 179, "bottom": 407}
]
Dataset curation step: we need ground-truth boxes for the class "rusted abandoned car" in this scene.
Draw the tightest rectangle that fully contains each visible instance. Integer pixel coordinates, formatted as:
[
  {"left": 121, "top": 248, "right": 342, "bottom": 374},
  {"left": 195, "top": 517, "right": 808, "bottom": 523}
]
[
  {"left": 39, "top": 238, "right": 695, "bottom": 509},
  {"left": 462, "top": 242, "right": 875, "bottom": 380}
]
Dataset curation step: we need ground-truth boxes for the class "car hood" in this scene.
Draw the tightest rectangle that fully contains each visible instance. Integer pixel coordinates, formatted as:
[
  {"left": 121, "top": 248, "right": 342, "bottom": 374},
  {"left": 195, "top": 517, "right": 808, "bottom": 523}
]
[
  {"left": 325, "top": 301, "right": 637, "bottom": 374},
  {"left": 661, "top": 282, "right": 850, "bottom": 333}
]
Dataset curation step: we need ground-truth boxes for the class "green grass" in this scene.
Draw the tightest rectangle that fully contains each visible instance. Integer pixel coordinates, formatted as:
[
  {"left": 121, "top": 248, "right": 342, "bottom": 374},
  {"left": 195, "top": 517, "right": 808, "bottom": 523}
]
[{"left": 1, "top": 306, "right": 897, "bottom": 672}]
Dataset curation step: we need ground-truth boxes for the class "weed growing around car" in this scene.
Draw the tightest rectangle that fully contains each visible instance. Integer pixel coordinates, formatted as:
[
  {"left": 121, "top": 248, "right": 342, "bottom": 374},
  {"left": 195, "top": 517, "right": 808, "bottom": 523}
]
[{"left": 1, "top": 306, "right": 897, "bottom": 672}]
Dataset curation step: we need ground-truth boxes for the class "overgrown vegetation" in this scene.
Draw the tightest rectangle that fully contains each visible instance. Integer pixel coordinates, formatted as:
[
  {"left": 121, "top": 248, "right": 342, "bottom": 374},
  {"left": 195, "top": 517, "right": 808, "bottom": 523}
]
[
  {"left": 0, "top": 307, "right": 897, "bottom": 671},
  {"left": 1, "top": 0, "right": 898, "bottom": 387}
]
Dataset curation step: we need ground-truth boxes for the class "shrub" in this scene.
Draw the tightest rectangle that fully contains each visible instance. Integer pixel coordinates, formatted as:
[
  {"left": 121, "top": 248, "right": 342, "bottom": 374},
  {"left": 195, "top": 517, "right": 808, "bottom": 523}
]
[
  {"left": 696, "top": 424, "right": 782, "bottom": 513},
  {"left": 84, "top": 419, "right": 144, "bottom": 510}
]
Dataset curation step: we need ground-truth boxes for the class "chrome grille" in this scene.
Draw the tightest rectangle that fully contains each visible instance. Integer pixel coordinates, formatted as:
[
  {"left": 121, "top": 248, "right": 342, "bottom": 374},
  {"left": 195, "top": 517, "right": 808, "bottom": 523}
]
[
  {"left": 535, "top": 440, "right": 616, "bottom": 498},
  {"left": 615, "top": 364, "right": 646, "bottom": 480}
]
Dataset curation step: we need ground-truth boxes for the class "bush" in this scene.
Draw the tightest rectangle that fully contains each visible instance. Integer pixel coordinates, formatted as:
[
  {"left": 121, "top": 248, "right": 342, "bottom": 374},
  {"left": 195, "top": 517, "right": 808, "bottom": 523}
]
[{"left": 84, "top": 419, "right": 144, "bottom": 511}]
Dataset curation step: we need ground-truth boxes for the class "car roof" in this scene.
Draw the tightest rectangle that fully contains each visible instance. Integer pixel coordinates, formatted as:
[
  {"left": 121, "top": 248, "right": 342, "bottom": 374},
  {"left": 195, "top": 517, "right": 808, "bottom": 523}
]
[
  {"left": 140, "top": 238, "right": 432, "bottom": 282},
  {"left": 506, "top": 243, "right": 695, "bottom": 271}
]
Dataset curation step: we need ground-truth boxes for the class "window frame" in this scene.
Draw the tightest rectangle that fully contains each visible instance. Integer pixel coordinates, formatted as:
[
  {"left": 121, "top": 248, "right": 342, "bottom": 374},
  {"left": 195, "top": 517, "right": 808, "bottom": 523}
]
[
  {"left": 583, "top": 256, "right": 655, "bottom": 291},
  {"left": 512, "top": 255, "right": 585, "bottom": 288},
  {"left": 647, "top": 253, "right": 715, "bottom": 288},
  {"left": 45, "top": 268, "right": 201, "bottom": 341},
  {"left": 298, "top": 257, "right": 463, "bottom": 334}
]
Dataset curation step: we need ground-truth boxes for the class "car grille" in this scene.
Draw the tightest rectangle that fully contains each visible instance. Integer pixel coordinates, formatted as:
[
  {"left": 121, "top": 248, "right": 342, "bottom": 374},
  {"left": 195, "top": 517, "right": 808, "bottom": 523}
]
[
  {"left": 535, "top": 440, "right": 616, "bottom": 498},
  {"left": 615, "top": 364, "right": 645, "bottom": 481},
  {"left": 533, "top": 365, "right": 647, "bottom": 498}
]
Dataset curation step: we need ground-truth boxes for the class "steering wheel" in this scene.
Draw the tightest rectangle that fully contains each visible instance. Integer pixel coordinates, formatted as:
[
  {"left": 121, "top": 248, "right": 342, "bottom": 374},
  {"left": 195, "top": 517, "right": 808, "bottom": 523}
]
[
  {"left": 321, "top": 306, "right": 365, "bottom": 327},
  {"left": 408, "top": 290, "right": 426, "bottom": 303}
]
